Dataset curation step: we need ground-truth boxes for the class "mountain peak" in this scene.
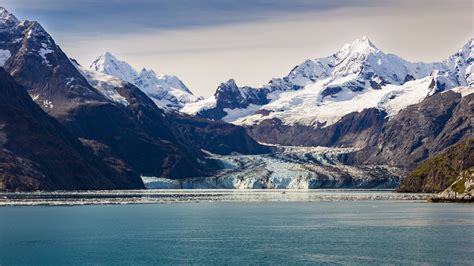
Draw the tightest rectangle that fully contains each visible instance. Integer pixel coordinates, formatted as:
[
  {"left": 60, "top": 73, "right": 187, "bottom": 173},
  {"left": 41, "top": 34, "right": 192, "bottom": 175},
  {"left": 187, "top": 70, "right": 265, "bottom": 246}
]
[
  {"left": 223, "top": 79, "right": 237, "bottom": 87},
  {"left": 462, "top": 38, "right": 473, "bottom": 54},
  {"left": 90, "top": 52, "right": 138, "bottom": 84},
  {"left": 139, "top": 68, "right": 157, "bottom": 77},
  {"left": 0, "top": 7, "right": 18, "bottom": 24},
  {"left": 339, "top": 36, "right": 379, "bottom": 56},
  {"left": 100, "top": 51, "right": 118, "bottom": 61}
]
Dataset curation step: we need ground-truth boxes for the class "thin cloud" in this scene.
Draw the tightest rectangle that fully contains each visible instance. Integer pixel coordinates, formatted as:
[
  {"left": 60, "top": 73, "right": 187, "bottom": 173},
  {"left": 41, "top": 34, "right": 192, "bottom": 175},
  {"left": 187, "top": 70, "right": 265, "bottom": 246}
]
[
  {"left": 2, "top": 0, "right": 377, "bottom": 32},
  {"left": 1, "top": 0, "right": 472, "bottom": 97}
]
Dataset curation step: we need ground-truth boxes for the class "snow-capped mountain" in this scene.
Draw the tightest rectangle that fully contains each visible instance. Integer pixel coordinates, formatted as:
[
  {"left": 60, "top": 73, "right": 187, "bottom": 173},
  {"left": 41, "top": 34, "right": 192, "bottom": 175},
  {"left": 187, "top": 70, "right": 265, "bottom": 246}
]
[
  {"left": 0, "top": 7, "right": 108, "bottom": 115},
  {"left": 71, "top": 59, "right": 130, "bottom": 106},
  {"left": 183, "top": 36, "right": 472, "bottom": 127},
  {"left": 90, "top": 52, "right": 199, "bottom": 110}
]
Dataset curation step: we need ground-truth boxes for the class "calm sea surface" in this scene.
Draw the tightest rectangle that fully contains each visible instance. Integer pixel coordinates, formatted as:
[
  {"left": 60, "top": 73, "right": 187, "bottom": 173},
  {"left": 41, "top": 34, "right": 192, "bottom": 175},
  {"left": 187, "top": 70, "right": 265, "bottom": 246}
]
[{"left": 0, "top": 191, "right": 473, "bottom": 265}]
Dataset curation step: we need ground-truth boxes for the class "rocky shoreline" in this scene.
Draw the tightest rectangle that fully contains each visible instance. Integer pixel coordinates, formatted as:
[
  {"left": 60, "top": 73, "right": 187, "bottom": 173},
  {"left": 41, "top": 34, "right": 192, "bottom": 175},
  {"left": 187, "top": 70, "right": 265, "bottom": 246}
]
[{"left": 429, "top": 168, "right": 473, "bottom": 203}]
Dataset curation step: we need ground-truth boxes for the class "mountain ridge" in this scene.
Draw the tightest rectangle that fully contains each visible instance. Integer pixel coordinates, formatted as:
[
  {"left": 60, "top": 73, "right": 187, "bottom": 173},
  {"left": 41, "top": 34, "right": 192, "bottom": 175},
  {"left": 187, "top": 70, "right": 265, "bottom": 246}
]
[
  {"left": 182, "top": 37, "right": 472, "bottom": 129},
  {"left": 90, "top": 51, "right": 199, "bottom": 110}
]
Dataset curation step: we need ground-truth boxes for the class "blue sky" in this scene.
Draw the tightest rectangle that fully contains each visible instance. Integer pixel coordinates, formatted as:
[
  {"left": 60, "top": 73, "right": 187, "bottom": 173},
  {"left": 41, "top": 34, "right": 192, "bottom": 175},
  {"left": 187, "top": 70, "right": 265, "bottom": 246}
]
[{"left": 1, "top": 0, "right": 472, "bottom": 96}]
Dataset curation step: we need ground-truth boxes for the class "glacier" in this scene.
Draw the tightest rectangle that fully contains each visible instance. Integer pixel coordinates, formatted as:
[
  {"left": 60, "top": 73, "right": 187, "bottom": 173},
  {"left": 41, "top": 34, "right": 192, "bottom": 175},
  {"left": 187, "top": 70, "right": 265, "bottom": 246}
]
[{"left": 142, "top": 145, "right": 401, "bottom": 189}]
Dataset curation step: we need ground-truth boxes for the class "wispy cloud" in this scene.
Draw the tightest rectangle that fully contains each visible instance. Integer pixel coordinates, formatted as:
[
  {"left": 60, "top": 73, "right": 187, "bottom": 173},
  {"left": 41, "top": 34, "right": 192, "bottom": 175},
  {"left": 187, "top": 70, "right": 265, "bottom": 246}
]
[{"left": 3, "top": 0, "right": 379, "bottom": 33}]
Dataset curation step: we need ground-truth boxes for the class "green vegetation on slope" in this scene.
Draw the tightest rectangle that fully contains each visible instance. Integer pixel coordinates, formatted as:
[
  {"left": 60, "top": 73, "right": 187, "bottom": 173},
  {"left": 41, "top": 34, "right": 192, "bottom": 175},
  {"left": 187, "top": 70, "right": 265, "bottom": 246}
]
[
  {"left": 451, "top": 167, "right": 473, "bottom": 194},
  {"left": 398, "top": 138, "right": 474, "bottom": 193}
]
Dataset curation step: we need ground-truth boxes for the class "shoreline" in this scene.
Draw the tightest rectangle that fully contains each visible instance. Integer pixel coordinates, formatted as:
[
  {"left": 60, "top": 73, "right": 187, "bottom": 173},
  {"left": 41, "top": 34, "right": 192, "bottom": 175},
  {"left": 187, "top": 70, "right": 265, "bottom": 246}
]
[{"left": 0, "top": 189, "right": 434, "bottom": 206}]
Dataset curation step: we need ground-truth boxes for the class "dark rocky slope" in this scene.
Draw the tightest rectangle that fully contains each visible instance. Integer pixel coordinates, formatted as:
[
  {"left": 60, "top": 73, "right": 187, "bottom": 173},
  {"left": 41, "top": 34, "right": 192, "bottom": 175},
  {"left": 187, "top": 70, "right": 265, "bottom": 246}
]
[
  {"left": 247, "top": 108, "right": 387, "bottom": 149},
  {"left": 0, "top": 69, "right": 144, "bottom": 191},
  {"left": 62, "top": 82, "right": 213, "bottom": 179},
  {"left": 398, "top": 138, "right": 473, "bottom": 193},
  {"left": 358, "top": 91, "right": 473, "bottom": 170},
  {"left": 170, "top": 113, "right": 272, "bottom": 155}
]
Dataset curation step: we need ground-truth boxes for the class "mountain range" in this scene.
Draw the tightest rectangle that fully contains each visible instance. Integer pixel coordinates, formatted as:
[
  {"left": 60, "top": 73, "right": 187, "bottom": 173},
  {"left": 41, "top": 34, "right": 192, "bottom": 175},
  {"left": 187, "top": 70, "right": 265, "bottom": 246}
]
[
  {"left": 182, "top": 36, "right": 471, "bottom": 127},
  {"left": 0, "top": 7, "right": 472, "bottom": 192}
]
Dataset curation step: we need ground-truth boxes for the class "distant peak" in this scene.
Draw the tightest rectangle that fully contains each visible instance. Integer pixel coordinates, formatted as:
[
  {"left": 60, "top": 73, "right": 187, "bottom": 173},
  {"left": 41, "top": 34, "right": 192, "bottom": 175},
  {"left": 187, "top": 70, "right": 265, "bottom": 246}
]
[
  {"left": 464, "top": 38, "right": 473, "bottom": 49},
  {"left": 139, "top": 68, "right": 157, "bottom": 76},
  {"left": 339, "top": 36, "right": 379, "bottom": 56},
  {"left": 89, "top": 52, "right": 137, "bottom": 80},
  {"left": 355, "top": 36, "right": 375, "bottom": 46},
  {"left": 0, "top": 7, "right": 18, "bottom": 23},
  {"left": 222, "top": 79, "right": 237, "bottom": 87},
  {"left": 101, "top": 51, "right": 117, "bottom": 60}
]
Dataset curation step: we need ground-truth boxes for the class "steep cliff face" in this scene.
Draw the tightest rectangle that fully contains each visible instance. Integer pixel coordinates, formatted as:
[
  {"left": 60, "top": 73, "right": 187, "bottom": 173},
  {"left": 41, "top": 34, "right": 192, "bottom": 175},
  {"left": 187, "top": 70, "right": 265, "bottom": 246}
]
[
  {"left": 169, "top": 113, "right": 272, "bottom": 156},
  {"left": 359, "top": 91, "right": 473, "bottom": 170},
  {"left": 398, "top": 138, "right": 474, "bottom": 193},
  {"left": 247, "top": 108, "right": 387, "bottom": 148},
  {"left": 0, "top": 69, "right": 144, "bottom": 191},
  {"left": 0, "top": 9, "right": 108, "bottom": 117}
]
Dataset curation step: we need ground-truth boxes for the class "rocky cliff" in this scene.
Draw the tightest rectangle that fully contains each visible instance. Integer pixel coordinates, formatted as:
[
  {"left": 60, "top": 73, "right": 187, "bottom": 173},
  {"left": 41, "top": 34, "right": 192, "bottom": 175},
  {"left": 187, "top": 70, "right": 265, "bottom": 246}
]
[
  {"left": 398, "top": 138, "right": 473, "bottom": 193},
  {"left": 0, "top": 68, "right": 144, "bottom": 191}
]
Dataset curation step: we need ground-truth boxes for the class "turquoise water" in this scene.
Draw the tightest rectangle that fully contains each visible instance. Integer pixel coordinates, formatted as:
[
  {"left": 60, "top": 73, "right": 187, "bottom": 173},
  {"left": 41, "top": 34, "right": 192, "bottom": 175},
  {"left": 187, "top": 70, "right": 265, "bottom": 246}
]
[{"left": 0, "top": 201, "right": 473, "bottom": 265}]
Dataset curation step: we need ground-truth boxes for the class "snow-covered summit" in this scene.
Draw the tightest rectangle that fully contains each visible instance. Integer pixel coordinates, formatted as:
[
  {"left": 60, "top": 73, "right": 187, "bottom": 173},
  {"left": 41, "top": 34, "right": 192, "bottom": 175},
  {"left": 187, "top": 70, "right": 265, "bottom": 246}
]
[
  {"left": 90, "top": 52, "right": 198, "bottom": 110},
  {"left": 445, "top": 38, "right": 473, "bottom": 87},
  {"left": 338, "top": 36, "right": 378, "bottom": 57},
  {"left": 71, "top": 59, "right": 129, "bottom": 106},
  {"left": 285, "top": 36, "right": 439, "bottom": 90},
  {"left": 0, "top": 7, "right": 18, "bottom": 25},
  {"left": 90, "top": 52, "right": 137, "bottom": 83}
]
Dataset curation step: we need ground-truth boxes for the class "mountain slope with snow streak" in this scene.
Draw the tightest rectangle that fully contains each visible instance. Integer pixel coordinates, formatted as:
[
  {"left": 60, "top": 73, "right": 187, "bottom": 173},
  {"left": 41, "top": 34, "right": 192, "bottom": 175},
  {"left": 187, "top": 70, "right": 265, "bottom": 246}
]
[
  {"left": 90, "top": 52, "right": 198, "bottom": 110},
  {"left": 71, "top": 59, "right": 130, "bottom": 106}
]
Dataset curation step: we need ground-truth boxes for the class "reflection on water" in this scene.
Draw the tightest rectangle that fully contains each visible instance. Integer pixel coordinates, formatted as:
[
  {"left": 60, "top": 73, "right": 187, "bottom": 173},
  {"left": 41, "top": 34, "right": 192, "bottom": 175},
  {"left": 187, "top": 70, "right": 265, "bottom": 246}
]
[{"left": 0, "top": 189, "right": 432, "bottom": 206}]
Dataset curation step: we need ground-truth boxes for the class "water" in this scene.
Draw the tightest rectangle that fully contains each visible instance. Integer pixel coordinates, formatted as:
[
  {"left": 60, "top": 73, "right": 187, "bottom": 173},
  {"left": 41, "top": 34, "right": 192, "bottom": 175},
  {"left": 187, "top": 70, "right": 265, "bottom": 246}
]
[{"left": 0, "top": 193, "right": 473, "bottom": 264}]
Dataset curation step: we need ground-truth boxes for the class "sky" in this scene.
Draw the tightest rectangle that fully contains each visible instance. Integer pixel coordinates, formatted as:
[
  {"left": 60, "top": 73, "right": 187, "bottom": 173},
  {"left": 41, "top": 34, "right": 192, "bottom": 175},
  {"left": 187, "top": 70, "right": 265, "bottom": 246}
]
[{"left": 1, "top": 0, "right": 473, "bottom": 97}]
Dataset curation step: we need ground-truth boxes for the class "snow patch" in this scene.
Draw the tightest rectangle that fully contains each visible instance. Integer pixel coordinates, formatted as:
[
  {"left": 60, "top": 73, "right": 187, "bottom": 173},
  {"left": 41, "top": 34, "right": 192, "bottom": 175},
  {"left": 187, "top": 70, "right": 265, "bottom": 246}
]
[
  {"left": 181, "top": 96, "right": 217, "bottom": 115},
  {"left": 222, "top": 104, "right": 261, "bottom": 123},
  {"left": 0, "top": 49, "right": 11, "bottom": 66},
  {"left": 42, "top": 99, "right": 53, "bottom": 109},
  {"left": 39, "top": 43, "right": 53, "bottom": 66},
  {"left": 73, "top": 61, "right": 129, "bottom": 106}
]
